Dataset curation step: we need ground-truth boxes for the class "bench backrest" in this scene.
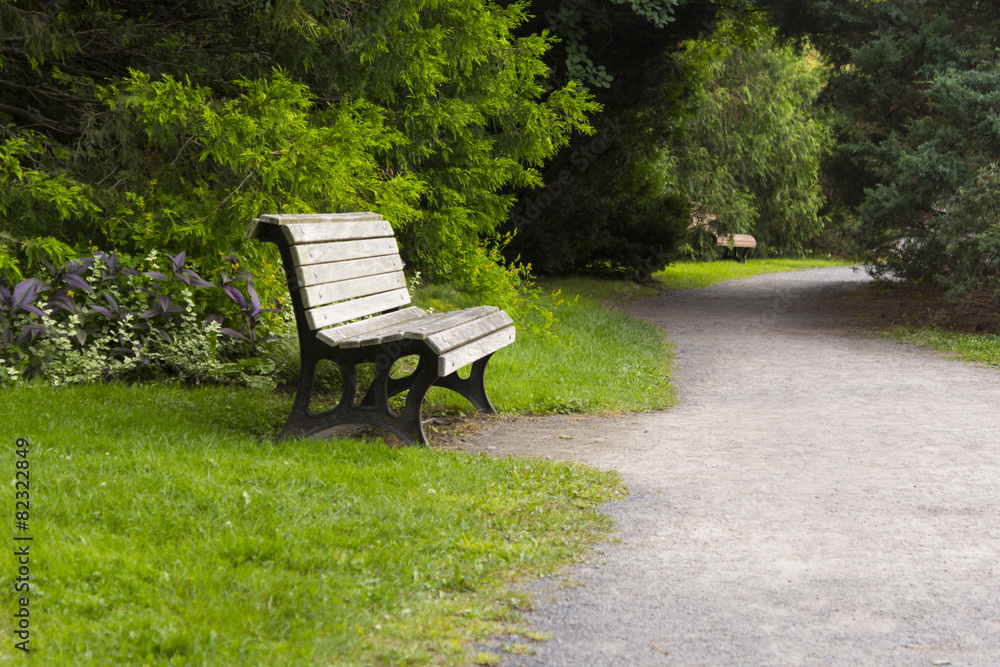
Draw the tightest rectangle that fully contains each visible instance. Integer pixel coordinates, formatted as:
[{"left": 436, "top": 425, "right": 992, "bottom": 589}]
[{"left": 247, "top": 213, "right": 410, "bottom": 331}]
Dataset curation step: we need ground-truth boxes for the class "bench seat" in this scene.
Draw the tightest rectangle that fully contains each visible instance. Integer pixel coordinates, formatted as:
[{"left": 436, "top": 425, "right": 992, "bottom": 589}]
[{"left": 247, "top": 213, "right": 515, "bottom": 445}]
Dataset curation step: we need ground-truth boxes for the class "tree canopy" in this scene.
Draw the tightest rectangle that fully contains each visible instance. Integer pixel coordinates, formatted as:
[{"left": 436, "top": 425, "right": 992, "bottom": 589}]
[
  {"left": 503, "top": 0, "right": 831, "bottom": 274},
  {"left": 503, "top": 0, "right": 721, "bottom": 275},
  {"left": 0, "top": 0, "right": 595, "bottom": 305},
  {"left": 762, "top": 0, "right": 1000, "bottom": 299},
  {"left": 6, "top": 0, "right": 997, "bottom": 307}
]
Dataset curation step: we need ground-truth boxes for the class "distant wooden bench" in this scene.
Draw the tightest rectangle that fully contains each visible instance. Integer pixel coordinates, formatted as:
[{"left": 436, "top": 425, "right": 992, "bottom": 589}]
[
  {"left": 715, "top": 233, "right": 756, "bottom": 263},
  {"left": 689, "top": 210, "right": 757, "bottom": 263},
  {"left": 246, "top": 213, "right": 515, "bottom": 445}
]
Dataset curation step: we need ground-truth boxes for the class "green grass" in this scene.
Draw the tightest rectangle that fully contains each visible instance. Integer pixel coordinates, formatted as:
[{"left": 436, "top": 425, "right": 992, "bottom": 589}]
[
  {"left": 0, "top": 277, "right": 673, "bottom": 665},
  {"left": 1, "top": 383, "right": 622, "bottom": 665},
  {"left": 655, "top": 257, "right": 853, "bottom": 290},
  {"left": 416, "top": 277, "right": 676, "bottom": 416},
  {"left": 888, "top": 326, "right": 1000, "bottom": 369}
]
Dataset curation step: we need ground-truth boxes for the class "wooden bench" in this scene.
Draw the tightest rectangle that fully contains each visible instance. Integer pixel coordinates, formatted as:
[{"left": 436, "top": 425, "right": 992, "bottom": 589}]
[
  {"left": 715, "top": 233, "right": 757, "bottom": 263},
  {"left": 689, "top": 210, "right": 757, "bottom": 263},
  {"left": 246, "top": 213, "right": 515, "bottom": 445}
]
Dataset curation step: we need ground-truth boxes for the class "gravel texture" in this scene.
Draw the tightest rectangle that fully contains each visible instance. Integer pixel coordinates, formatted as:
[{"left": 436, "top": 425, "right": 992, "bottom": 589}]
[{"left": 457, "top": 266, "right": 1000, "bottom": 666}]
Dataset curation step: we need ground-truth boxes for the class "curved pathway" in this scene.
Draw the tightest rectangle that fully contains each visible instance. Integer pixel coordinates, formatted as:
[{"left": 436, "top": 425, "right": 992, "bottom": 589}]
[{"left": 470, "top": 267, "right": 1000, "bottom": 666}]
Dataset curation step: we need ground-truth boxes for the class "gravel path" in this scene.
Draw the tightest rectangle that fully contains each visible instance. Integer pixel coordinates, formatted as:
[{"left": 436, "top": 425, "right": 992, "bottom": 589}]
[{"left": 462, "top": 267, "right": 1000, "bottom": 666}]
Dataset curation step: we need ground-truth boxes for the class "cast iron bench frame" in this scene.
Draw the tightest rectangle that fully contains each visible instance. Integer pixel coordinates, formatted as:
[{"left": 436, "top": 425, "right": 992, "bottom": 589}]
[{"left": 247, "top": 213, "right": 515, "bottom": 445}]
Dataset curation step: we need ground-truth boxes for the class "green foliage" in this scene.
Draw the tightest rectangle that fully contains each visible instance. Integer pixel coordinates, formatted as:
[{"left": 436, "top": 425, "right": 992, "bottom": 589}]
[
  {"left": 0, "top": 251, "right": 289, "bottom": 387},
  {"left": 0, "top": 0, "right": 597, "bottom": 306},
  {"left": 528, "top": 0, "right": 693, "bottom": 92},
  {"left": 507, "top": 1, "right": 819, "bottom": 276},
  {"left": 505, "top": 96, "right": 693, "bottom": 276},
  {"left": 431, "top": 233, "right": 557, "bottom": 330},
  {"left": 667, "top": 18, "right": 832, "bottom": 256},
  {"left": 1, "top": 383, "right": 621, "bottom": 664},
  {"left": 97, "top": 69, "right": 417, "bottom": 258},
  {"left": 0, "top": 133, "right": 98, "bottom": 277},
  {"left": 762, "top": 0, "right": 1000, "bottom": 300},
  {"left": 937, "top": 165, "right": 1000, "bottom": 298}
]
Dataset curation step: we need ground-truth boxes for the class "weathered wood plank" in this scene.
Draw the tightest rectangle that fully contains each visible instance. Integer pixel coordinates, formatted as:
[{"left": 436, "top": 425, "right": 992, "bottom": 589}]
[
  {"left": 305, "top": 288, "right": 411, "bottom": 330},
  {"left": 245, "top": 217, "right": 265, "bottom": 240},
  {"left": 250, "top": 212, "right": 387, "bottom": 240},
  {"left": 425, "top": 310, "right": 514, "bottom": 354},
  {"left": 716, "top": 233, "right": 757, "bottom": 248},
  {"left": 289, "top": 238, "right": 399, "bottom": 266},
  {"left": 336, "top": 307, "right": 504, "bottom": 349},
  {"left": 281, "top": 219, "right": 393, "bottom": 245},
  {"left": 400, "top": 306, "right": 498, "bottom": 340},
  {"left": 259, "top": 212, "right": 383, "bottom": 226},
  {"left": 437, "top": 326, "right": 515, "bottom": 377},
  {"left": 300, "top": 271, "right": 407, "bottom": 309},
  {"left": 315, "top": 306, "right": 427, "bottom": 347},
  {"left": 338, "top": 312, "right": 454, "bottom": 349},
  {"left": 295, "top": 255, "right": 404, "bottom": 289}
]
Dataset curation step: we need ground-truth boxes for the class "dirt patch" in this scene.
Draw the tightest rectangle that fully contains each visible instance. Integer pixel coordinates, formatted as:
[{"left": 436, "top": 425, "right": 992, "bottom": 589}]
[{"left": 822, "top": 278, "right": 1000, "bottom": 335}]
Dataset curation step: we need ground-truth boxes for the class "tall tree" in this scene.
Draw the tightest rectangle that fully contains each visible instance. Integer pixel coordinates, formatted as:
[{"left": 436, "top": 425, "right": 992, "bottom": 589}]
[
  {"left": 0, "top": 0, "right": 596, "bottom": 305},
  {"left": 503, "top": 0, "right": 730, "bottom": 275},
  {"left": 760, "top": 0, "right": 1000, "bottom": 299},
  {"left": 668, "top": 16, "right": 831, "bottom": 257}
]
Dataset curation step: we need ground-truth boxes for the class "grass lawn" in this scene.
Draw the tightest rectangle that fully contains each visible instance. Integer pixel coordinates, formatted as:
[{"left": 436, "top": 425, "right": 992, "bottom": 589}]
[
  {"left": 0, "top": 276, "right": 672, "bottom": 666},
  {"left": 887, "top": 326, "right": 1000, "bottom": 369},
  {"left": 0, "top": 384, "right": 622, "bottom": 665},
  {"left": 655, "top": 257, "right": 853, "bottom": 290},
  {"left": 418, "top": 277, "right": 675, "bottom": 418}
]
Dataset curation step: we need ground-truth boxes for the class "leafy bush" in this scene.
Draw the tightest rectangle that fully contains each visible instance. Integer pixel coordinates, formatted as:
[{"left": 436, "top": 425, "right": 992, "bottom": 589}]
[
  {"left": 437, "top": 233, "right": 558, "bottom": 334},
  {"left": 667, "top": 17, "right": 831, "bottom": 257},
  {"left": 767, "top": 0, "right": 1000, "bottom": 299},
  {"left": 936, "top": 164, "right": 1000, "bottom": 299},
  {"left": 0, "top": 0, "right": 597, "bottom": 310},
  {"left": 0, "top": 250, "right": 289, "bottom": 387},
  {"left": 505, "top": 84, "right": 693, "bottom": 277}
]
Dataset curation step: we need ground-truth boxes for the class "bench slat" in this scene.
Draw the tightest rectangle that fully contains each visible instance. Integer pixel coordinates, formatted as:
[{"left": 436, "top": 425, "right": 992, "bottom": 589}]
[
  {"left": 337, "top": 312, "right": 455, "bottom": 348},
  {"left": 315, "top": 306, "right": 427, "bottom": 347},
  {"left": 290, "top": 238, "right": 399, "bottom": 267},
  {"left": 425, "top": 310, "right": 514, "bottom": 354},
  {"left": 305, "top": 288, "right": 411, "bottom": 330},
  {"left": 716, "top": 233, "right": 757, "bottom": 248},
  {"left": 295, "top": 255, "right": 404, "bottom": 289},
  {"left": 281, "top": 219, "right": 393, "bottom": 245},
  {"left": 336, "top": 306, "right": 499, "bottom": 349},
  {"left": 248, "top": 213, "right": 384, "bottom": 240},
  {"left": 401, "top": 306, "right": 498, "bottom": 340},
  {"left": 261, "top": 212, "right": 383, "bottom": 225},
  {"left": 300, "top": 271, "right": 407, "bottom": 309},
  {"left": 245, "top": 217, "right": 266, "bottom": 240},
  {"left": 438, "top": 326, "right": 516, "bottom": 377}
]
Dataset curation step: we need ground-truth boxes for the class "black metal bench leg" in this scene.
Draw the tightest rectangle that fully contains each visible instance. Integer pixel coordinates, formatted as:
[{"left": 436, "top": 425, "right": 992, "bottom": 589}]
[
  {"left": 348, "top": 352, "right": 438, "bottom": 446},
  {"left": 278, "top": 351, "right": 438, "bottom": 446},
  {"left": 279, "top": 355, "right": 351, "bottom": 440},
  {"left": 434, "top": 353, "right": 498, "bottom": 414},
  {"left": 391, "top": 355, "right": 438, "bottom": 446}
]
